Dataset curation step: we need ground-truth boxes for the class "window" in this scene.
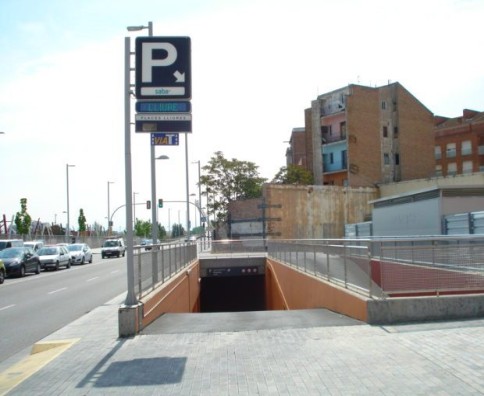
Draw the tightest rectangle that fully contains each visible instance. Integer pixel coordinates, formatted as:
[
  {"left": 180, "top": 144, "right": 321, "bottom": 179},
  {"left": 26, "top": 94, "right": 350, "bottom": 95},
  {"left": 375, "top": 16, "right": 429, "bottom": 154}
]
[
  {"left": 463, "top": 160, "right": 473, "bottom": 174},
  {"left": 461, "top": 140, "right": 472, "bottom": 156},
  {"left": 340, "top": 122, "right": 346, "bottom": 139},
  {"left": 383, "top": 126, "right": 388, "bottom": 138},
  {"left": 435, "top": 164, "right": 442, "bottom": 176},
  {"left": 381, "top": 101, "right": 386, "bottom": 110},
  {"left": 384, "top": 153, "right": 390, "bottom": 165},
  {"left": 446, "top": 143, "right": 456, "bottom": 158},
  {"left": 329, "top": 152, "right": 334, "bottom": 164},
  {"left": 434, "top": 146, "right": 442, "bottom": 160},
  {"left": 342, "top": 150, "right": 347, "bottom": 168},
  {"left": 394, "top": 153, "right": 400, "bottom": 165},
  {"left": 394, "top": 126, "right": 398, "bottom": 137},
  {"left": 447, "top": 162, "right": 457, "bottom": 175}
]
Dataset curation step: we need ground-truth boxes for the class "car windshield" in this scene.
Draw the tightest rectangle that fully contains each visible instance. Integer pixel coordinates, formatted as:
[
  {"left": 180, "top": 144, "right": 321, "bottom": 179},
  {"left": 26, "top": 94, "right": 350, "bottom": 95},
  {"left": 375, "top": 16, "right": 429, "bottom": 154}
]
[
  {"left": 0, "top": 248, "right": 23, "bottom": 258},
  {"left": 38, "top": 247, "right": 58, "bottom": 255},
  {"left": 67, "top": 245, "right": 82, "bottom": 251},
  {"left": 104, "top": 241, "right": 118, "bottom": 247}
]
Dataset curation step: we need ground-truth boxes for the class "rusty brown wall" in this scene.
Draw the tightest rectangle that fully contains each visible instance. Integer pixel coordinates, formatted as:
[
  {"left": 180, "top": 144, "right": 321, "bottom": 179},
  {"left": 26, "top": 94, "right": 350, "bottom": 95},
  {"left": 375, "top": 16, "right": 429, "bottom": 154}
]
[
  {"left": 266, "top": 259, "right": 368, "bottom": 322},
  {"left": 264, "top": 184, "right": 378, "bottom": 238},
  {"left": 141, "top": 261, "right": 200, "bottom": 329}
]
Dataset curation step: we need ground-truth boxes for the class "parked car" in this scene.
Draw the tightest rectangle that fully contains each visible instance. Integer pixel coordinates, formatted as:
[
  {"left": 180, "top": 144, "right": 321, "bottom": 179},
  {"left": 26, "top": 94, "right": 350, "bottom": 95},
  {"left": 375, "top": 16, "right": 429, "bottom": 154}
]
[
  {"left": 142, "top": 239, "right": 160, "bottom": 251},
  {"left": 67, "top": 243, "right": 93, "bottom": 264},
  {"left": 101, "top": 238, "right": 126, "bottom": 259},
  {"left": 0, "top": 247, "right": 41, "bottom": 277},
  {"left": 24, "top": 240, "right": 44, "bottom": 252},
  {"left": 37, "top": 245, "right": 71, "bottom": 271},
  {"left": 0, "top": 239, "right": 24, "bottom": 251},
  {"left": 0, "top": 259, "right": 5, "bottom": 284}
]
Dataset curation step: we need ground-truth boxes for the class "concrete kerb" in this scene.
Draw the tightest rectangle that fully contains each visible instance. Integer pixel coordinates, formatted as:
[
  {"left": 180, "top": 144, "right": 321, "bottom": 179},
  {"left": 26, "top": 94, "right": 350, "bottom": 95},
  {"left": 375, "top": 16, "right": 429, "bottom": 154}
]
[{"left": 367, "top": 293, "right": 484, "bottom": 324}]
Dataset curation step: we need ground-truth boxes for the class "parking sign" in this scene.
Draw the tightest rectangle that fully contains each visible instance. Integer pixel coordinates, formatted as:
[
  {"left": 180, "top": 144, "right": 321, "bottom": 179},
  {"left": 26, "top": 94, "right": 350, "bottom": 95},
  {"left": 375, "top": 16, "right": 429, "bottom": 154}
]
[{"left": 135, "top": 36, "right": 191, "bottom": 100}]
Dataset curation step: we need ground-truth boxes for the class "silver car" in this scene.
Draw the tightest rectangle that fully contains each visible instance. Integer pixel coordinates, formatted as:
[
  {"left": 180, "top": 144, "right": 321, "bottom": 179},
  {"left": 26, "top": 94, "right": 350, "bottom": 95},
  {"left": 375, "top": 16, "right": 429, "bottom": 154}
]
[
  {"left": 37, "top": 245, "right": 71, "bottom": 271},
  {"left": 67, "top": 243, "right": 93, "bottom": 265}
]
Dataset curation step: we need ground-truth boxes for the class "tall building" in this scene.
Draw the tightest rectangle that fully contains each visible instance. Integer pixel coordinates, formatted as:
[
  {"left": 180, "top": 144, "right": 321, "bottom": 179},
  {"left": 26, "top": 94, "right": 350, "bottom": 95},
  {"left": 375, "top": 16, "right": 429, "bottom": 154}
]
[
  {"left": 297, "top": 82, "right": 435, "bottom": 187},
  {"left": 285, "top": 127, "right": 306, "bottom": 167},
  {"left": 434, "top": 109, "right": 484, "bottom": 176}
]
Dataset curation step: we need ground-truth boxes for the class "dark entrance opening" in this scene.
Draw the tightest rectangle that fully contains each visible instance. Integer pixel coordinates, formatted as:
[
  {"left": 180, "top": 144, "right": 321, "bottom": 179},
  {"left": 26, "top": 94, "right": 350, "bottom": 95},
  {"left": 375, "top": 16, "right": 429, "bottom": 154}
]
[{"left": 200, "top": 274, "right": 266, "bottom": 312}]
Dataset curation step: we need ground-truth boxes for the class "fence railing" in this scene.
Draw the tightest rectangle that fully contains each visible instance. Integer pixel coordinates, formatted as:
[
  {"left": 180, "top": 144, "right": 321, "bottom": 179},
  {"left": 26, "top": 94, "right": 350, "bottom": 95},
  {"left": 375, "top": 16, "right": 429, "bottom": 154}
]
[
  {"left": 134, "top": 241, "right": 198, "bottom": 299},
  {"left": 131, "top": 236, "right": 484, "bottom": 300},
  {"left": 267, "top": 236, "right": 484, "bottom": 298}
]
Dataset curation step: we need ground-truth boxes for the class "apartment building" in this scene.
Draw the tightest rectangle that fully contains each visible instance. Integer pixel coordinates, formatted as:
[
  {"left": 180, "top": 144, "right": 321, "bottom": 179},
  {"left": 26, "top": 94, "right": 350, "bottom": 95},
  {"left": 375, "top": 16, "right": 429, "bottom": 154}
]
[
  {"left": 294, "top": 82, "right": 435, "bottom": 187},
  {"left": 285, "top": 127, "right": 307, "bottom": 167},
  {"left": 434, "top": 109, "right": 484, "bottom": 176}
]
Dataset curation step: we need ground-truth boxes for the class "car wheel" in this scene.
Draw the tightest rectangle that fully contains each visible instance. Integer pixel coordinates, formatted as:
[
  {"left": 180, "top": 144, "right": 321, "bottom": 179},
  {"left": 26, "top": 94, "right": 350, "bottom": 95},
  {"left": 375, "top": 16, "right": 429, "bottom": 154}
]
[
  {"left": 81, "top": 256, "right": 85, "bottom": 265},
  {"left": 67, "top": 260, "right": 71, "bottom": 269},
  {"left": 89, "top": 255, "right": 93, "bottom": 263},
  {"left": 0, "top": 269, "right": 5, "bottom": 284},
  {"left": 55, "top": 261, "right": 59, "bottom": 271},
  {"left": 35, "top": 263, "right": 40, "bottom": 275},
  {"left": 122, "top": 251, "right": 125, "bottom": 257},
  {"left": 102, "top": 254, "right": 105, "bottom": 259},
  {"left": 20, "top": 265, "right": 26, "bottom": 277}
]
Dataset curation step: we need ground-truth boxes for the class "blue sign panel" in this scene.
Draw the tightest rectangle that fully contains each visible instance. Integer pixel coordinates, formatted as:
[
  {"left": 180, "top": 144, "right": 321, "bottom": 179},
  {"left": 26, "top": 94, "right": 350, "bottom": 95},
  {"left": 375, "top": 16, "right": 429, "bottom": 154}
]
[
  {"left": 136, "top": 101, "right": 191, "bottom": 113},
  {"left": 135, "top": 36, "right": 191, "bottom": 100},
  {"left": 151, "top": 133, "right": 179, "bottom": 146}
]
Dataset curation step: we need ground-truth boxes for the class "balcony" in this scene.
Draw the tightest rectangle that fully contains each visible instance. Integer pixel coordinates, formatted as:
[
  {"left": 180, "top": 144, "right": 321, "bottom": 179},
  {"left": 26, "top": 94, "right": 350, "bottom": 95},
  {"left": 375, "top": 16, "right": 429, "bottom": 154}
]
[{"left": 323, "top": 157, "right": 347, "bottom": 173}]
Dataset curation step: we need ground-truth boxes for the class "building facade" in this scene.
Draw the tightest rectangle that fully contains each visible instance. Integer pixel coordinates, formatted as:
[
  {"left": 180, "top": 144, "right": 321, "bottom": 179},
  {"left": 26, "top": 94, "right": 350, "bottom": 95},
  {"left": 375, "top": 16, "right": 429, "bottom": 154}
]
[
  {"left": 434, "top": 109, "right": 484, "bottom": 177},
  {"left": 291, "top": 83, "right": 435, "bottom": 187},
  {"left": 285, "top": 127, "right": 307, "bottom": 167}
]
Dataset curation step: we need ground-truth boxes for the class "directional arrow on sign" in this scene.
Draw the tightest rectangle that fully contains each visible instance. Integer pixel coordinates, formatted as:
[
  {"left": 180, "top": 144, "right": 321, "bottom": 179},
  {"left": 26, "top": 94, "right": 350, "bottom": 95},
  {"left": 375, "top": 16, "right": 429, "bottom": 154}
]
[{"left": 174, "top": 71, "right": 185, "bottom": 82}]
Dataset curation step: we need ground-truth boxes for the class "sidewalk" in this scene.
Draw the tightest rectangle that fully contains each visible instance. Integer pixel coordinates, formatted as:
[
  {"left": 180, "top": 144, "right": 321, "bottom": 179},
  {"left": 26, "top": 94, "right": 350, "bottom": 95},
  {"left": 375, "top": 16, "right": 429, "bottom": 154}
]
[{"left": 1, "top": 295, "right": 483, "bottom": 395}]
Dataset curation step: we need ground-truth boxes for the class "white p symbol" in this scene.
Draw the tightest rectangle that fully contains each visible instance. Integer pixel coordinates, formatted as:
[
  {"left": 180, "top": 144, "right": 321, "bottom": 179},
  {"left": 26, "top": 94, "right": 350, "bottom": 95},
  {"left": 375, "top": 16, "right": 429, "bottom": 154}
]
[{"left": 141, "top": 42, "right": 177, "bottom": 83}]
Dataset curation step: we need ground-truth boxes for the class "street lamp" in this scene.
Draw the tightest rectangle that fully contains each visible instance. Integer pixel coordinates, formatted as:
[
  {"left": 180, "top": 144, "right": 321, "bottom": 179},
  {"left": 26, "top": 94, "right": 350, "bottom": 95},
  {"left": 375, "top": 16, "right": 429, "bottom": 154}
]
[
  {"left": 133, "top": 192, "right": 139, "bottom": 228},
  {"left": 120, "top": 22, "right": 153, "bottom": 312},
  {"left": 127, "top": 20, "right": 159, "bottom": 271},
  {"left": 107, "top": 181, "right": 114, "bottom": 235},
  {"left": 66, "top": 164, "right": 75, "bottom": 243},
  {"left": 192, "top": 160, "right": 202, "bottom": 229}
]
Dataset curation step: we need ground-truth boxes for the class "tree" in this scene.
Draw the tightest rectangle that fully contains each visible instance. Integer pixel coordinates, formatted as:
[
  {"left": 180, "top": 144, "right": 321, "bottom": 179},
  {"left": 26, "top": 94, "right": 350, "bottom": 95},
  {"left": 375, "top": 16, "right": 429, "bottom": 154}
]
[
  {"left": 272, "top": 164, "right": 314, "bottom": 185},
  {"left": 200, "top": 151, "right": 267, "bottom": 223},
  {"left": 171, "top": 223, "right": 185, "bottom": 238},
  {"left": 134, "top": 219, "right": 152, "bottom": 238},
  {"left": 14, "top": 198, "right": 32, "bottom": 237},
  {"left": 78, "top": 209, "right": 87, "bottom": 235}
]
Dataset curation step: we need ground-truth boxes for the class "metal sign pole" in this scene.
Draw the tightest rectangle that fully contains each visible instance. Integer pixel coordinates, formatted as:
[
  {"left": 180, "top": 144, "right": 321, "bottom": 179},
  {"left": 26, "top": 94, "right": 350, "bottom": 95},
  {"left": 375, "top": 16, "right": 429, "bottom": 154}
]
[{"left": 124, "top": 36, "right": 136, "bottom": 306}]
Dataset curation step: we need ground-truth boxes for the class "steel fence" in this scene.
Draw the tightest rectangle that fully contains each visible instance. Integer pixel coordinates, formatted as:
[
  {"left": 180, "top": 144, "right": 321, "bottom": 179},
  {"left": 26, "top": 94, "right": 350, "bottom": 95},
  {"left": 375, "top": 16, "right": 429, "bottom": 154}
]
[
  {"left": 267, "top": 236, "right": 484, "bottom": 298},
  {"left": 133, "top": 242, "right": 197, "bottom": 299}
]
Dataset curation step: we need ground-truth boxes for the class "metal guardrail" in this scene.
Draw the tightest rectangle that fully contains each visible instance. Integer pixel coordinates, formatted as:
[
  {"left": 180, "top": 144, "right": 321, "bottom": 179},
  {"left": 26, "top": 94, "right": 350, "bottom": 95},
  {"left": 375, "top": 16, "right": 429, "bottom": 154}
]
[
  {"left": 133, "top": 236, "right": 484, "bottom": 300},
  {"left": 133, "top": 241, "right": 198, "bottom": 299},
  {"left": 267, "top": 236, "right": 484, "bottom": 298}
]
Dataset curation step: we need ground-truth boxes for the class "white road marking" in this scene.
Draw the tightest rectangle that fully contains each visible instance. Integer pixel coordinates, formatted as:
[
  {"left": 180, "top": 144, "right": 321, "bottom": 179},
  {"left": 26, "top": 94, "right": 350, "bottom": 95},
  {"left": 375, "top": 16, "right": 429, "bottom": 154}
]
[
  {"left": 0, "top": 304, "right": 15, "bottom": 311},
  {"left": 48, "top": 287, "right": 67, "bottom": 295},
  {"left": 86, "top": 277, "right": 99, "bottom": 282}
]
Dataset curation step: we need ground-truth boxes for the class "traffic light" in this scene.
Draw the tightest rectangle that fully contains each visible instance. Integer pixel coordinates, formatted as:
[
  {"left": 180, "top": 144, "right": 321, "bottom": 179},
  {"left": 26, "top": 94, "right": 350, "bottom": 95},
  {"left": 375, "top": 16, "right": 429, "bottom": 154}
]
[
  {"left": 158, "top": 198, "right": 163, "bottom": 208},
  {"left": 146, "top": 200, "right": 151, "bottom": 209}
]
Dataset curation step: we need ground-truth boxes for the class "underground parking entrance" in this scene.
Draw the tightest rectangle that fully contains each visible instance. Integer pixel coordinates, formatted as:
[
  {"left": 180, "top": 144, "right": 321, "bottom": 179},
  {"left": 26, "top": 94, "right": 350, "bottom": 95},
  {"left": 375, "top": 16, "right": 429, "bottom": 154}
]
[{"left": 200, "top": 257, "right": 266, "bottom": 312}]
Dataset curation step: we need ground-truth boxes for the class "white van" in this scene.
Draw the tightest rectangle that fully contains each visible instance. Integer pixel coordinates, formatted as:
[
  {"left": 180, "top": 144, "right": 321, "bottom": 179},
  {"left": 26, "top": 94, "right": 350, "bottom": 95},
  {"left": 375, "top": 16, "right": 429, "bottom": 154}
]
[
  {"left": 101, "top": 238, "right": 126, "bottom": 259},
  {"left": 0, "top": 239, "right": 24, "bottom": 251},
  {"left": 24, "top": 240, "right": 44, "bottom": 252}
]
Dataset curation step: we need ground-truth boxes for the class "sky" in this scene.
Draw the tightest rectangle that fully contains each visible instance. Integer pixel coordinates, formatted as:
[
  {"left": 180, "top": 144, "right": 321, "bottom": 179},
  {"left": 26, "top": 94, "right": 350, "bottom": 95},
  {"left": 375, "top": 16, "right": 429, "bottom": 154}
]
[{"left": 1, "top": 0, "right": 483, "bottom": 234}]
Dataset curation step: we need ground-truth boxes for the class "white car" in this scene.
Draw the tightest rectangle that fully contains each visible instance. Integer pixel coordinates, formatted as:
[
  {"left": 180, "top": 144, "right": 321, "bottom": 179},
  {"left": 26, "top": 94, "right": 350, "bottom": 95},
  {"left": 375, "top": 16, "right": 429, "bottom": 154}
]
[
  {"left": 67, "top": 243, "right": 93, "bottom": 265},
  {"left": 37, "top": 245, "right": 71, "bottom": 271}
]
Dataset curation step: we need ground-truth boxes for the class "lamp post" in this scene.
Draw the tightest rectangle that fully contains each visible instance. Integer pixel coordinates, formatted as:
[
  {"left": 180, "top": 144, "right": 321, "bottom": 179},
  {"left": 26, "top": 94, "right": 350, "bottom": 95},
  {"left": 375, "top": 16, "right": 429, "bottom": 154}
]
[
  {"left": 107, "top": 181, "right": 114, "bottom": 236},
  {"left": 66, "top": 164, "right": 75, "bottom": 243},
  {"left": 153, "top": 154, "right": 169, "bottom": 283},
  {"left": 133, "top": 192, "right": 139, "bottom": 228},
  {"left": 192, "top": 160, "right": 202, "bottom": 229},
  {"left": 121, "top": 22, "right": 152, "bottom": 316}
]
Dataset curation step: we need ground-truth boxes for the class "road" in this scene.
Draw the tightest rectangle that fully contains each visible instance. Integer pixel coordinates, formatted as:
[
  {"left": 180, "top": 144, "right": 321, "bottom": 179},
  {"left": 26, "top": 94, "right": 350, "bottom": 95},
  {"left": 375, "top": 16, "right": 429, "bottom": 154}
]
[{"left": 0, "top": 252, "right": 128, "bottom": 365}]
